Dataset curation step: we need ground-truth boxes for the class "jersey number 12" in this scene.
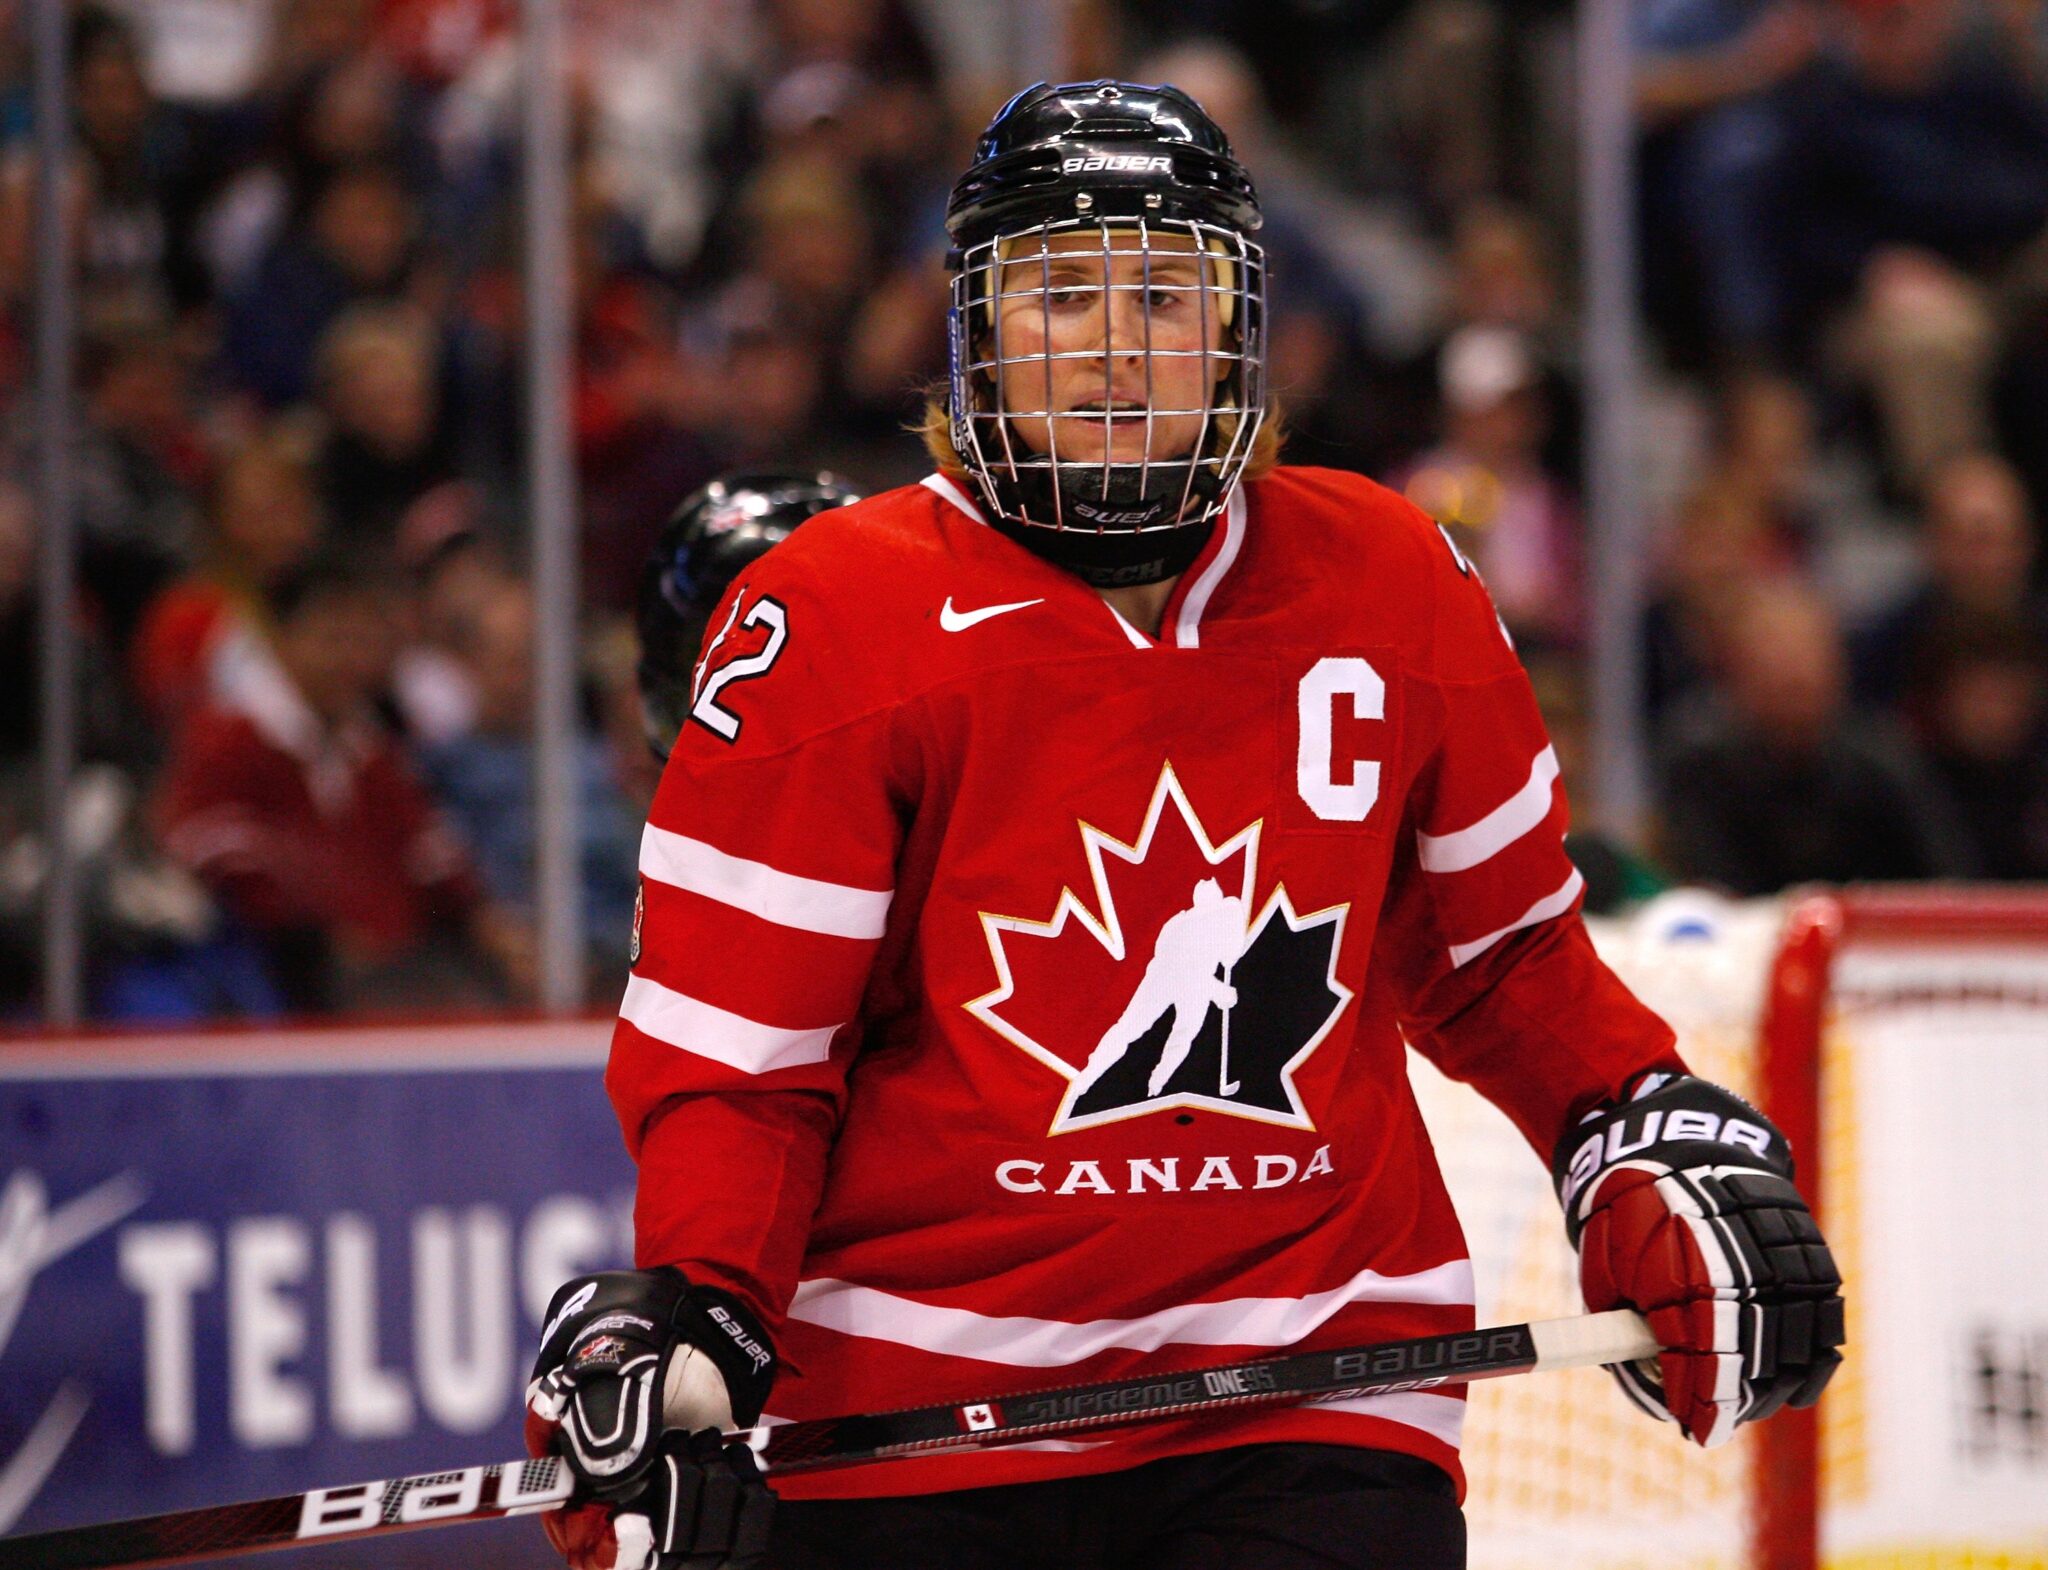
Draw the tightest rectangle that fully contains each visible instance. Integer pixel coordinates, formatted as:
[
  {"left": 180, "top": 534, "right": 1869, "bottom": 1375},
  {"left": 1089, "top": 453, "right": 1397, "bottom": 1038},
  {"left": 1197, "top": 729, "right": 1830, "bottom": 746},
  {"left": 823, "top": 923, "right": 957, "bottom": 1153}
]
[{"left": 691, "top": 595, "right": 790, "bottom": 742}]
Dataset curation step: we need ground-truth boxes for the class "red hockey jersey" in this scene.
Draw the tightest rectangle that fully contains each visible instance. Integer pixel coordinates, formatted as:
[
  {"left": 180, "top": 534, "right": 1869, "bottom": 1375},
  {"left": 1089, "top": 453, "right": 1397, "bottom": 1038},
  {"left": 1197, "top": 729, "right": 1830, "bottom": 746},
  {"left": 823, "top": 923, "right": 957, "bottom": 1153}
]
[{"left": 609, "top": 466, "right": 1681, "bottom": 1500}]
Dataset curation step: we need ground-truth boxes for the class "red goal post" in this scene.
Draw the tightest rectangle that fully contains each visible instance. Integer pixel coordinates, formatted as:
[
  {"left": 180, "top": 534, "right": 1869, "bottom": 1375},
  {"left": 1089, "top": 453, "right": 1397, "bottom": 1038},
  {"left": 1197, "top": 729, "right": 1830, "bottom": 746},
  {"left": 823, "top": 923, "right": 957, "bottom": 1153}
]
[
  {"left": 1759, "top": 886, "right": 2048, "bottom": 1570},
  {"left": 1411, "top": 884, "right": 2048, "bottom": 1570}
]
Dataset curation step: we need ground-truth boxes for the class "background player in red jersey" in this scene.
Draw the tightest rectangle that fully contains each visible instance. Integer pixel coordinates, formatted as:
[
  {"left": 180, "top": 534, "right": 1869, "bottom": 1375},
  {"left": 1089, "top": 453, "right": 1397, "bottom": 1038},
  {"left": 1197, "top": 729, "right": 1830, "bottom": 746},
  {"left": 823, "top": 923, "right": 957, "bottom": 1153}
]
[
  {"left": 525, "top": 82, "right": 1843, "bottom": 1570},
  {"left": 634, "top": 471, "right": 864, "bottom": 762}
]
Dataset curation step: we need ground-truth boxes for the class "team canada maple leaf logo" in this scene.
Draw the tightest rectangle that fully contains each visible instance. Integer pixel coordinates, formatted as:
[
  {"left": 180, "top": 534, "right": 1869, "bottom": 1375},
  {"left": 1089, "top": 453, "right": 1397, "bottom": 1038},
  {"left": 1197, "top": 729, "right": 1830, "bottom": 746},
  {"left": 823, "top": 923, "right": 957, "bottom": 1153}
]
[{"left": 967, "top": 764, "right": 1353, "bottom": 1135}]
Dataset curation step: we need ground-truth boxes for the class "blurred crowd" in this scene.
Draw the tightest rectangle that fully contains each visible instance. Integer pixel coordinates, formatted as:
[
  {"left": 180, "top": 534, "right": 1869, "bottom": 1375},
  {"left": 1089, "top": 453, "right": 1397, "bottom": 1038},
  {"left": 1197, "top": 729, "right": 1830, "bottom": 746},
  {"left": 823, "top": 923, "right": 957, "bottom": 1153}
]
[{"left": 3, "top": 0, "right": 2047, "bottom": 1024}]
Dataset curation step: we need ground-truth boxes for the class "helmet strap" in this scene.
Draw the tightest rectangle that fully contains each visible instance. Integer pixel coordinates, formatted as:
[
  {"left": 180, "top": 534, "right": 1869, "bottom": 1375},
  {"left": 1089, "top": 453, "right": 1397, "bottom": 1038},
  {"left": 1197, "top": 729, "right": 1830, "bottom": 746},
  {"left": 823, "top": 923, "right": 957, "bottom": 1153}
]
[{"left": 989, "top": 505, "right": 1215, "bottom": 588}]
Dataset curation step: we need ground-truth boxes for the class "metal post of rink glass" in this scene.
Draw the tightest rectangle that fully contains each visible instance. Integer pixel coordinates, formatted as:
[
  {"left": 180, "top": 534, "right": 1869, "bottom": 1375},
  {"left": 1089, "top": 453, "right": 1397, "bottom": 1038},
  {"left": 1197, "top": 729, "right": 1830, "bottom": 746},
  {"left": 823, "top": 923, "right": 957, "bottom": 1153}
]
[
  {"left": 1577, "top": 0, "right": 1650, "bottom": 840},
  {"left": 522, "top": 0, "right": 584, "bottom": 1010},
  {"left": 34, "top": 0, "right": 82, "bottom": 1024}
]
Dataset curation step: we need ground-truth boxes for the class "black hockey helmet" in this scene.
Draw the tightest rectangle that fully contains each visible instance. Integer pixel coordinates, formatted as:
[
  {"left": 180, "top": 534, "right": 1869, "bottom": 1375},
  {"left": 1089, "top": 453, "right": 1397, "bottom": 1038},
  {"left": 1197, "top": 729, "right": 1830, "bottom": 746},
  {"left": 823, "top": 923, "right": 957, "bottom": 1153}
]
[
  {"left": 637, "top": 470, "right": 861, "bottom": 759},
  {"left": 943, "top": 81, "right": 1268, "bottom": 586},
  {"left": 946, "top": 80, "right": 1262, "bottom": 261}
]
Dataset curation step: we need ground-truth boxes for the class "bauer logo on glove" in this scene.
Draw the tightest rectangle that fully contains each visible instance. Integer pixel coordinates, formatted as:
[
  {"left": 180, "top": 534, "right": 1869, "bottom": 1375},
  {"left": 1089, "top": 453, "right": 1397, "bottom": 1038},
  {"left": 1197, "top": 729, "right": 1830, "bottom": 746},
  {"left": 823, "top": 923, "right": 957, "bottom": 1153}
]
[
  {"left": 1551, "top": 1073, "right": 1846, "bottom": 1449},
  {"left": 1557, "top": 1089, "right": 1781, "bottom": 1212}
]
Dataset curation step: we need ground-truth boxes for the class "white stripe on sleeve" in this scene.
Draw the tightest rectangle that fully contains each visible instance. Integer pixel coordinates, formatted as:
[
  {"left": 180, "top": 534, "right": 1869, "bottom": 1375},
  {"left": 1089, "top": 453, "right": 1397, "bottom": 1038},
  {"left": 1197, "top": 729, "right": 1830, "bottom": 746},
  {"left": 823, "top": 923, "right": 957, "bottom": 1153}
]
[
  {"left": 1446, "top": 867, "right": 1585, "bottom": 969},
  {"left": 619, "top": 973, "right": 840, "bottom": 1074},
  {"left": 1416, "top": 745, "right": 1560, "bottom": 873},
  {"left": 640, "top": 824, "right": 892, "bottom": 940},
  {"left": 785, "top": 1259, "right": 1475, "bottom": 1368}
]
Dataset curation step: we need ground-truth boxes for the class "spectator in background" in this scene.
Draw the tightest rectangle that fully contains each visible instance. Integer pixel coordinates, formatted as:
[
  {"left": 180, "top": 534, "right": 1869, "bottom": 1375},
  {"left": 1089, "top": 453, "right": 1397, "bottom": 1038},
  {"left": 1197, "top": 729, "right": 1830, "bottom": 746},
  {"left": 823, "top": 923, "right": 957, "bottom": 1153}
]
[
  {"left": 1902, "top": 608, "right": 2048, "bottom": 878},
  {"left": 1712, "top": 366, "right": 1822, "bottom": 551},
  {"left": 372, "top": 0, "right": 510, "bottom": 93},
  {"left": 222, "top": 159, "right": 424, "bottom": 407},
  {"left": 1398, "top": 323, "right": 1581, "bottom": 648},
  {"left": 269, "top": 0, "right": 373, "bottom": 84},
  {"left": 199, "top": 42, "right": 421, "bottom": 297},
  {"left": 561, "top": 178, "right": 715, "bottom": 609},
  {"left": 0, "top": 477, "right": 264, "bottom": 1022},
  {"left": 1782, "top": 0, "right": 2048, "bottom": 306},
  {"left": 685, "top": 281, "right": 836, "bottom": 473},
  {"left": 1447, "top": 199, "right": 1568, "bottom": 351},
  {"left": 128, "top": 425, "right": 326, "bottom": 727},
  {"left": 0, "top": 476, "right": 149, "bottom": 789},
  {"left": 747, "top": 0, "right": 943, "bottom": 189},
  {"left": 386, "top": 489, "right": 506, "bottom": 745},
  {"left": 1633, "top": 0, "right": 1820, "bottom": 358},
  {"left": 1780, "top": 0, "right": 2048, "bottom": 485},
  {"left": 1640, "top": 474, "right": 1800, "bottom": 732},
  {"left": 1659, "top": 580, "right": 1971, "bottom": 892},
  {"left": 54, "top": 325, "right": 206, "bottom": 651},
  {"left": 1438, "top": 200, "right": 1583, "bottom": 485},
  {"left": 107, "top": 0, "right": 282, "bottom": 113},
  {"left": 1852, "top": 449, "right": 2048, "bottom": 705},
  {"left": 1524, "top": 652, "right": 1671, "bottom": 912},
  {"left": 418, "top": 578, "right": 640, "bottom": 981},
  {"left": 726, "top": 151, "right": 877, "bottom": 346},
  {"left": 66, "top": 5, "right": 193, "bottom": 327},
  {"left": 310, "top": 302, "right": 456, "bottom": 546},
  {"left": 152, "top": 552, "right": 530, "bottom": 1010}
]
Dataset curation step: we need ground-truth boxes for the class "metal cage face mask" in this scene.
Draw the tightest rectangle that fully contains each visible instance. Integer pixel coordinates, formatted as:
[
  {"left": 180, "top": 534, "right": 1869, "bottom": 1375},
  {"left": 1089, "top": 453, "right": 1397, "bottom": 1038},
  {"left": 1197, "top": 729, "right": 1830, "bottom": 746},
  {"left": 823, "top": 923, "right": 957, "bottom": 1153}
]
[{"left": 949, "top": 216, "right": 1267, "bottom": 540}]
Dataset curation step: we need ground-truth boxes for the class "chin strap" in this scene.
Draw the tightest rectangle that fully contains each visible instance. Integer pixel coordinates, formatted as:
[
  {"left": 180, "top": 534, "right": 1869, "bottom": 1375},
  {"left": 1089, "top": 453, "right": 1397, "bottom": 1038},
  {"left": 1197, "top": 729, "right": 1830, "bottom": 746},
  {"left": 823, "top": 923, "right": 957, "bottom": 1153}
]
[{"left": 992, "top": 511, "right": 1215, "bottom": 587}]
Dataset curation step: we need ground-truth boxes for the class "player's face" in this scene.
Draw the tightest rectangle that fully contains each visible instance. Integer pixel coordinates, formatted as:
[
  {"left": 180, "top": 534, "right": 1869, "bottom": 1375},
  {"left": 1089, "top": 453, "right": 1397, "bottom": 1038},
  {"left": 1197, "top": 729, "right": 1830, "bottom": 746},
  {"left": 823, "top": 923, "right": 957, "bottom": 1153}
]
[{"left": 993, "top": 228, "right": 1232, "bottom": 469}]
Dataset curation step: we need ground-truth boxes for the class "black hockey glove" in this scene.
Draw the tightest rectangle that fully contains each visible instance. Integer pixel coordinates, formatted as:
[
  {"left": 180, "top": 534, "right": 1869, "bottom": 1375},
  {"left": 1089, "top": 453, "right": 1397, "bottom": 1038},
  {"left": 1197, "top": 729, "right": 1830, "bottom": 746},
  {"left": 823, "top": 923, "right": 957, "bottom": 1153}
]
[
  {"left": 541, "top": 1430, "right": 775, "bottom": 1570},
  {"left": 1552, "top": 1072, "right": 1845, "bottom": 1447},
  {"left": 524, "top": 1269, "right": 777, "bottom": 1570}
]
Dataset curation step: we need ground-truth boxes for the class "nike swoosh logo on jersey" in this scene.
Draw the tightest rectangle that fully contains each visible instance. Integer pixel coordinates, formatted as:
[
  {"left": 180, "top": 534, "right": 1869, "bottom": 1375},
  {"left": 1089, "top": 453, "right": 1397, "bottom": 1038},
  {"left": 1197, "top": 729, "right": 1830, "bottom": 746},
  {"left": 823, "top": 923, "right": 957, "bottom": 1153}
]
[{"left": 940, "top": 596, "right": 1044, "bottom": 632}]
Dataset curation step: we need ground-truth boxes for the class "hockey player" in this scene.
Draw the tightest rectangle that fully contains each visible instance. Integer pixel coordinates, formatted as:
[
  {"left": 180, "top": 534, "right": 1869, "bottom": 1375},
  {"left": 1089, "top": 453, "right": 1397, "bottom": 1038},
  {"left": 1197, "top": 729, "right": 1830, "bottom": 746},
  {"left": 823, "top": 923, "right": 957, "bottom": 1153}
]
[
  {"left": 636, "top": 471, "right": 864, "bottom": 761},
  {"left": 527, "top": 82, "right": 1843, "bottom": 1569}
]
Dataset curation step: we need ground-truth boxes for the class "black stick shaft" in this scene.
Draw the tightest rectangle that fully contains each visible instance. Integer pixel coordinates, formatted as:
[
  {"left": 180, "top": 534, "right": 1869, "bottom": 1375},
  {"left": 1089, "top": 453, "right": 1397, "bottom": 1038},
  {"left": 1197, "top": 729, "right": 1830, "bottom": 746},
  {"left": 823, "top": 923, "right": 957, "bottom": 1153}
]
[{"left": 0, "top": 1311, "right": 1652, "bottom": 1569}]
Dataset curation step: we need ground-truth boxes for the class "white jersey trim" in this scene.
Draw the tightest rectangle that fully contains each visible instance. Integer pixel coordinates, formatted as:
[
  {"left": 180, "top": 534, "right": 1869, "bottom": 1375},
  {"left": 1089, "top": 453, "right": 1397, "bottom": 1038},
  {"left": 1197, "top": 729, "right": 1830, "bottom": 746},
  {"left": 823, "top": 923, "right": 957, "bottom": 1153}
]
[
  {"left": 1173, "top": 485, "right": 1246, "bottom": 650},
  {"left": 1105, "top": 605, "right": 1153, "bottom": 650},
  {"left": 1311, "top": 1390, "right": 1467, "bottom": 1449},
  {"left": 1446, "top": 866, "right": 1585, "bottom": 969},
  {"left": 619, "top": 973, "right": 839, "bottom": 1074},
  {"left": 1416, "top": 745, "right": 1561, "bottom": 874},
  {"left": 640, "top": 823, "right": 892, "bottom": 940},
  {"left": 921, "top": 472, "right": 986, "bottom": 523},
  {"left": 783, "top": 1258, "right": 1475, "bottom": 1368}
]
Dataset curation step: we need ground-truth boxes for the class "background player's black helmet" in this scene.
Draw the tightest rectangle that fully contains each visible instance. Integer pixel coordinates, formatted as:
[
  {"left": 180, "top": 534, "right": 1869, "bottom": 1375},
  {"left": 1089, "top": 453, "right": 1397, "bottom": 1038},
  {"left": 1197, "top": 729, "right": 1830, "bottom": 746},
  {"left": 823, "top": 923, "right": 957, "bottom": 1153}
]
[
  {"left": 943, "top": 81, "right": 1268, "bottom": 587},
  {"left": 637, "top": 470, "right": 861, "bottom": 759}
]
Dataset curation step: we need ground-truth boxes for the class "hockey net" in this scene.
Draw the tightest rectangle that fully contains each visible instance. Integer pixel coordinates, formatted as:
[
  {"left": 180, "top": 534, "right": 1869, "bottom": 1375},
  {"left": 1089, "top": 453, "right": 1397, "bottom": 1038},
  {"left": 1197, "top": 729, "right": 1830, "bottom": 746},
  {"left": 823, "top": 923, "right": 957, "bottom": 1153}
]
[{"left": 1408, "top": 885, "right": 2048, "bottom": 1570}]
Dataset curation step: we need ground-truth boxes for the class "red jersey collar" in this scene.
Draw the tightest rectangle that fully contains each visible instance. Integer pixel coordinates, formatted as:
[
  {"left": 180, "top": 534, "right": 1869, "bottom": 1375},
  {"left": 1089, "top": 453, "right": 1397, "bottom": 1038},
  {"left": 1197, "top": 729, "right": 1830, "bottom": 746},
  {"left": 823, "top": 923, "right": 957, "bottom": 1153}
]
[{"left": 919, "top": 473, "right": 1247, "bottom": 651}]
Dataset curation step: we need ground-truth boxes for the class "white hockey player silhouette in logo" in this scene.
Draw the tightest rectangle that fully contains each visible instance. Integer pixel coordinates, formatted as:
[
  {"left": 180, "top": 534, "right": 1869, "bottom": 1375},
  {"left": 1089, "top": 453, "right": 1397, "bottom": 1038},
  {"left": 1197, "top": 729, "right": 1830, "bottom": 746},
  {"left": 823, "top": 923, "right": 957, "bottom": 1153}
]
[{"left": 1073, "top": 877, "right": 1249, "bottom": 1101}]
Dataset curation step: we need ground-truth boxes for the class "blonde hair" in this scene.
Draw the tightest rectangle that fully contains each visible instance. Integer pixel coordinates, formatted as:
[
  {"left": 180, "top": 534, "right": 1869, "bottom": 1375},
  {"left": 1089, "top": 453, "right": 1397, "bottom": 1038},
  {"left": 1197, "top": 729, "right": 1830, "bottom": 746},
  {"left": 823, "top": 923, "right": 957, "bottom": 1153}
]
[{"left": 913, "top": 396, "right": 1283, "bottom": 488}]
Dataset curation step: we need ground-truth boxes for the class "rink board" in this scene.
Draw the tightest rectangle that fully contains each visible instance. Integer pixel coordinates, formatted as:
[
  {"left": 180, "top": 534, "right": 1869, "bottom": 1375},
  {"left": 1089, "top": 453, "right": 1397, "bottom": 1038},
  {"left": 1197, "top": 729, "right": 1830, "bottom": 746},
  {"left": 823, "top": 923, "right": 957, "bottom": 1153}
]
[{"left": 0, "top": 1019, "right": 627, "bottom": 1567}]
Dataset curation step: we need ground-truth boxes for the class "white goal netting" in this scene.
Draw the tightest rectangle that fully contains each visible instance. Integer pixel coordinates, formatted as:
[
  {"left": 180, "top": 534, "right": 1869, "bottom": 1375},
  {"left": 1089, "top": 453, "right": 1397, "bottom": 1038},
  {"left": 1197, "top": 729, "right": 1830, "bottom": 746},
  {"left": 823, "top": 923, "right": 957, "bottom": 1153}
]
[{"left": 1409, "top": 888, "right": 2048, "bottom": 1570}]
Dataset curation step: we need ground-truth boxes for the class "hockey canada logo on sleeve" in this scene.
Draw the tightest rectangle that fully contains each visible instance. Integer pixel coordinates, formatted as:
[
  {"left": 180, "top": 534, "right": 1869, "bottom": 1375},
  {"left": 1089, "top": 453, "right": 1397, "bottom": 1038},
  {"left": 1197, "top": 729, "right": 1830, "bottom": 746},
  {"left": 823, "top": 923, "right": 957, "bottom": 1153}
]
[{"left": 966, "top": 763, "right": 1353, "bottom": 1139}]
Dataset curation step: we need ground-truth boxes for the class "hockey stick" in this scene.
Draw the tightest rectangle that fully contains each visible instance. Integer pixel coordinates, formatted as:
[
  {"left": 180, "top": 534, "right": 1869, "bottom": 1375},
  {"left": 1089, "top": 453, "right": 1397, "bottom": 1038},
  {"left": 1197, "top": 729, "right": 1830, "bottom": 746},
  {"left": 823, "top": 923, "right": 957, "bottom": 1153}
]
[
  {"left": 0, "top": 1309, "right": 1654, "bottom": 1569},
  {"left": 1217, "top": 960, "right": 1240, "bottom": 1097}
]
